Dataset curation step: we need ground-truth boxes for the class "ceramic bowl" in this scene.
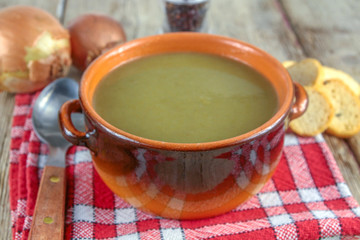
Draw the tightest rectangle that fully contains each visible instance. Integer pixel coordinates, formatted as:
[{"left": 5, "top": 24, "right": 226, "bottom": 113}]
[{"left": 59, "top": 33, "right": 307, "bottom": 219}]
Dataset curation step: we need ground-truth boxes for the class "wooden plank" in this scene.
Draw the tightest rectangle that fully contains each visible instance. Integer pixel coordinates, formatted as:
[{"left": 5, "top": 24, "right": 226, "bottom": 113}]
[
  {"left": 280, "top": 0, "right": 360, "bottom": 202},
  {"left": 0, "top": 0, "right": 60, "bottom": 14},
  {"left": 280, "top": 0, "right": 360, "bottom": 79},
  {"left": 0, "top": 92, "right": 15, "bottom": 240},
  {"left": 206, "top": 0, "right": 304, "bottom": 61},
  {"left": 0, "top": 1, "right": 62, "bottom": 238},
  {"left": 348, "top": 133, "right": 360, "bottom": 165},
  {"left": 324, "top": 134, "right": 360, "bottom": 201},
  {"left": 64, "top": 0, "right": 163, "bottom": 41}
]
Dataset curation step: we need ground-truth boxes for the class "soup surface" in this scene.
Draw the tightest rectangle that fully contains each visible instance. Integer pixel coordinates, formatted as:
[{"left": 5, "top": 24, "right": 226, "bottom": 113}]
[{"left": 93, "top": 53, "right": 278, "bottom": 143}]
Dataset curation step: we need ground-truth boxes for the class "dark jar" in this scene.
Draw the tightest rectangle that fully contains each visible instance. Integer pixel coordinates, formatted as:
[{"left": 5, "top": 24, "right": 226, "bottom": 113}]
[{"left": 163, "top": 0, "right": 210, "bottom": 32}]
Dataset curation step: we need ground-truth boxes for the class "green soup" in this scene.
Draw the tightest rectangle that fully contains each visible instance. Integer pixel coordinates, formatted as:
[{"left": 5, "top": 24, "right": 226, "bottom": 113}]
[{"left": 93, "top": 53, "right": 278, "bottom": 143}]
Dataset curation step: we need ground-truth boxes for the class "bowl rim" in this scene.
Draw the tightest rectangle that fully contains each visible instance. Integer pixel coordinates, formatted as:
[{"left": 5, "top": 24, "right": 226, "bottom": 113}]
[{"left": 80, "top": 32, "right": 293, "bottom": 151}]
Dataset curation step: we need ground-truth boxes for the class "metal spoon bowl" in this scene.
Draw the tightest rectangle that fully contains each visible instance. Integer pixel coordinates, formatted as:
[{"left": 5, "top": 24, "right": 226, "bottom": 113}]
[{"left": 32, "top": 78, "right": 81, "bottom": 149}]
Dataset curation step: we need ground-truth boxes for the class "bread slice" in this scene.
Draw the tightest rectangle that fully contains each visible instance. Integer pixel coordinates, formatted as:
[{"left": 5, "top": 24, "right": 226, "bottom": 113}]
[
  {"left": 289, "top": 86, "right": 334, "bottom": 136},
  {"left": 318, "top": 79, "right": 360, "bottom": 138},
  {"left": 321, "top": 66, "right": 360, "bottom": 96},
  {"left": 282, "top": 60, "right": 296, "bottom": 68},
  {"left": 286, "top": 58, "right": 324, "bottom": 86}
]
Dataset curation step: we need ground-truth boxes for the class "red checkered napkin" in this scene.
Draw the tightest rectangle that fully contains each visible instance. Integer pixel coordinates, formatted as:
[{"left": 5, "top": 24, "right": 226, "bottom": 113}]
[{"left": 9, "top": 93, "right": 360, "bottom": 240}]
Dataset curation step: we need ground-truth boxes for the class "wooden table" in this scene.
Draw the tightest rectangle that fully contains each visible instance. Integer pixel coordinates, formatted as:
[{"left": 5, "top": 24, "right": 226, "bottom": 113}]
[{"left": 1, "top": 0, "right": 360, "bottom": 238}]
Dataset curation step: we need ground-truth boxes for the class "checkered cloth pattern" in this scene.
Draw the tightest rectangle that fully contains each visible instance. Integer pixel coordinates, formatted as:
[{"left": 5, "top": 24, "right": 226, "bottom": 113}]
[{"left": 9, "top": 93, "right": 360, "bottom": 240}]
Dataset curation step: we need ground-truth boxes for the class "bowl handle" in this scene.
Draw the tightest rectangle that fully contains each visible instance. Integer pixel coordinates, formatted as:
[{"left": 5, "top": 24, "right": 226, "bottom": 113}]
[
  {"left": 59, "top": 99, "right": 95, "bottom": 150},
  {"left": 289, "top": 82, "right": 308, "bottom": 120}
]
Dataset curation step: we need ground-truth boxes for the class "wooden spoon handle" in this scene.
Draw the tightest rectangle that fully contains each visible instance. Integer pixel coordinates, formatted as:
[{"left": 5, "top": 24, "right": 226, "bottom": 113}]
[{"left": 29, "top": 165, "right": 66, "bottom": 240}]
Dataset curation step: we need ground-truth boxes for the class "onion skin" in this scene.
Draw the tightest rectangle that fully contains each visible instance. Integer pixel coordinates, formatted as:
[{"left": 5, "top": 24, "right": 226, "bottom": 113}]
[
  {"left": 0, "top": 5, "right": 71, "bottom": 93},
  {"left": 68, "top": 14, "right": 126, "bottom": 71}
]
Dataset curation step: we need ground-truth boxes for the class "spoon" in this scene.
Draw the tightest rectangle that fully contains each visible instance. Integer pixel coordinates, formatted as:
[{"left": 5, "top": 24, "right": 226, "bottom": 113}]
[{"left": 30, "top": 78, "right": 82, "bottom": 240}]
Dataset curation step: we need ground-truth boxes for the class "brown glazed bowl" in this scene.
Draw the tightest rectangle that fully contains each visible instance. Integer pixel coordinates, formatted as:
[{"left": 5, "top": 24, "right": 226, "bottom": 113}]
[{"left": 59, "top": 33, "right": 307, "bottom": 219}]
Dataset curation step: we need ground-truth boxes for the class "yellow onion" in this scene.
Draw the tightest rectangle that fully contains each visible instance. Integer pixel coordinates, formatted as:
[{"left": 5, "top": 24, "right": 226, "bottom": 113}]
[
  {"left": 68, "top": 14, "right": 126, "bottom": 71},
  {"left": 0, "top": 5, "right": 71, "bottom": 93}
]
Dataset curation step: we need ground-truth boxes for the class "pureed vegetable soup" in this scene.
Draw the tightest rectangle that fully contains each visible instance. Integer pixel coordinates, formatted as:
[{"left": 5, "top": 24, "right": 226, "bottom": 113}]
[{"left": 92, "top": 53, "right": 278, "bottom": 143}]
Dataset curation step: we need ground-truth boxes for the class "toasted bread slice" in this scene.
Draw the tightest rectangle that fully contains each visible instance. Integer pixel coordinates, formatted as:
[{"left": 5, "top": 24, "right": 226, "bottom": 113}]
[
  {"left": 321, "top": 66, "right": 360, "bottom": 96},
  {"left": 286, "top": 58, "right": 324, "bottom": 86},
  {"left": 318, "top": 79, "right": 360, "bottom": 138},
  {"left": 282, "top": 60, "right": 296, "bottom": 68},
  {"left": 289, "top": 87, "right": 334, "bottom": 136}
]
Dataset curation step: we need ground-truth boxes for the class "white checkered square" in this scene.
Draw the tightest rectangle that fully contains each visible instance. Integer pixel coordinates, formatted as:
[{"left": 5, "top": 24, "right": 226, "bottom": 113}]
[
  {"left": 312, "top": 210, "right": 336, "bottom": 219},
  {"left": 161, "top": 228, "right": 184, "bottom": 240},
  {"left": 314, "top": 134, "right": 325, "bottom": 143},
  {"left": 337, "top": 183, "right": 351, "bottom": 198},
  {"left": 299, "top": 188, "right": 323, "bottom": 203},
  {"left": 269, "top": 214, "right": 293, "bottom": 226},
  {"left": 320, "top": 237, "right": 340, "bottom": 240},
  {"left": 115, "top": 208, "right": 136, "bottom": 224},
  {"left": 258, "top": 192, "right": 282, "bottom": 207},
  {"left": 74, "top": 204, "right": 95, "bottom": 222},
  {"left": 354, "top": 207, "right": 360, "bottom": 217},
  {"left": 74, "top": 150, "right": 92, "bottom": 164},
  {"left": 284, "top": 134, "right": 299, "bottom": 146},
  {"left": 290, "top": 212, "right": 314, "bottom": 222}
]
